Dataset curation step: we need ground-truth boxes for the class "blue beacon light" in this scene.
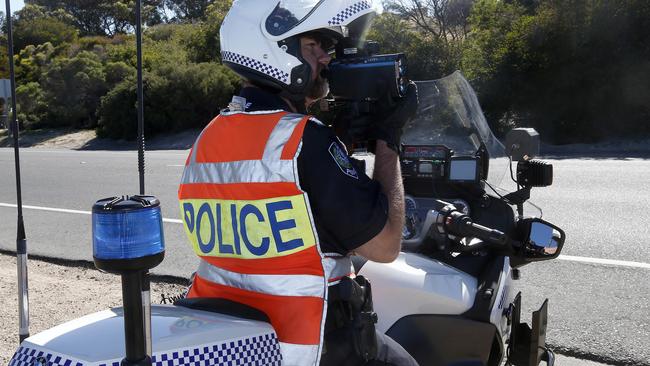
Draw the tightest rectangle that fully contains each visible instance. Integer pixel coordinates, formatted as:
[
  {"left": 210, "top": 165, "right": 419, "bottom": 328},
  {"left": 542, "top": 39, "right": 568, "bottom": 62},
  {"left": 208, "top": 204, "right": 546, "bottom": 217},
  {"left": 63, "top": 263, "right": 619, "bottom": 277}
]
[{"left": 92, "top": 196, "right": 165, "bottom": 269}]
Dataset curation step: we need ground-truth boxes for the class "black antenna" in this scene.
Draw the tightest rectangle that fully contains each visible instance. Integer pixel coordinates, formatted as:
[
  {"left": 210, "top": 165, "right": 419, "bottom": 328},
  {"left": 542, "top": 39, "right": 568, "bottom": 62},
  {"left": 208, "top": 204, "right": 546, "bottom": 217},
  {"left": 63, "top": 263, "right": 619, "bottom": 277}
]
[
  {"left": 134, "top": 0, "right": 153, "bottom": 357},
  {"left": 5, "top": 0, "right": 30, "bottom": 343},
  {"left": 136, "top": 0, "right": 145, "bottom": 194}
]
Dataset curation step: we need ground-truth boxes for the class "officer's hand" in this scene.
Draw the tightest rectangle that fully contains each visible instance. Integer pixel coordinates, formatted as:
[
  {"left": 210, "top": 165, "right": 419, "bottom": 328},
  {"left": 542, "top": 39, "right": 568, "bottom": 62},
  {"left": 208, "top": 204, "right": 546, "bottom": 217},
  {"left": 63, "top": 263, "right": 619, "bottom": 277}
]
[{"left": 369, "top": 82, "right": 419, "bottom": 153}]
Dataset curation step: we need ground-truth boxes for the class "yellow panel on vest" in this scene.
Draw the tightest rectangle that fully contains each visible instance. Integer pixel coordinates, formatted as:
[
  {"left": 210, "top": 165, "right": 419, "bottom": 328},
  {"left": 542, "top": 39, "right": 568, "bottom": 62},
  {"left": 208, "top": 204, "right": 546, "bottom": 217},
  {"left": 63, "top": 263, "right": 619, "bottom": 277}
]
[{"left": 179, "top": 195, "right": 316, "bottom": 259}]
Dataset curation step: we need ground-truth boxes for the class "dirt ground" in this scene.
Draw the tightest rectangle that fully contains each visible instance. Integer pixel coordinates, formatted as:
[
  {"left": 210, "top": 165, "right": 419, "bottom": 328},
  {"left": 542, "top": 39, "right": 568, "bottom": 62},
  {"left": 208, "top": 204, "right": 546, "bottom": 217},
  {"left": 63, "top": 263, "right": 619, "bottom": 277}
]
[{"left": 0, "top": 253, "right": 187, "bottom": 363}]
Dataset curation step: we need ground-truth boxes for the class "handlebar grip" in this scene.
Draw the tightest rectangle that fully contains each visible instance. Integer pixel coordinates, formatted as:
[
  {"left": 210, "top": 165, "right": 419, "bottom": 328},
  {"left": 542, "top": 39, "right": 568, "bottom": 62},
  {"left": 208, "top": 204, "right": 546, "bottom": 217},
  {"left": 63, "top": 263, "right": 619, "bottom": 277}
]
[{"left": 445, "top": 211, "right": 508, "bottom": 246}]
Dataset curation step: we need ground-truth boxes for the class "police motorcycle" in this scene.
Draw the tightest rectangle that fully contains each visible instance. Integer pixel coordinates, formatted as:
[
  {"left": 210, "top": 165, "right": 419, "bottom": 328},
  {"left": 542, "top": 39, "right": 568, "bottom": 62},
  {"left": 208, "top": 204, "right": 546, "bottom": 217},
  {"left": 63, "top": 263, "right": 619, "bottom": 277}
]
[{"left": 347, "top": 71, "right": 565, "bottom": 366}]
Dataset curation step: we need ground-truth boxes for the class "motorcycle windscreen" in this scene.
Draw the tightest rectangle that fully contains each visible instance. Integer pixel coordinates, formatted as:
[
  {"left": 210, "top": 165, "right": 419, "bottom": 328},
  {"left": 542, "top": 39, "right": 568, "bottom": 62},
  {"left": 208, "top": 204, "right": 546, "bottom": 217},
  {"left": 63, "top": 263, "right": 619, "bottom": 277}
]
[
  {"left": 404, "top": 71, "right": 509, "bottom": 186},
  {"left": 405, "top": 72, "right": 543, "bottom": 217}
]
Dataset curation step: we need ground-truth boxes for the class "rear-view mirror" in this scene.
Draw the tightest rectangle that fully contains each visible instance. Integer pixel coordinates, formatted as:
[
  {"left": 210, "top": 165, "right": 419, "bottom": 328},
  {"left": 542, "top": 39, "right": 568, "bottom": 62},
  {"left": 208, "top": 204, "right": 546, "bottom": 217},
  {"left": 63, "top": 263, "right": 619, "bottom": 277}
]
[{"left": 522, "top": 218, "right": 565, "bottom": 261}]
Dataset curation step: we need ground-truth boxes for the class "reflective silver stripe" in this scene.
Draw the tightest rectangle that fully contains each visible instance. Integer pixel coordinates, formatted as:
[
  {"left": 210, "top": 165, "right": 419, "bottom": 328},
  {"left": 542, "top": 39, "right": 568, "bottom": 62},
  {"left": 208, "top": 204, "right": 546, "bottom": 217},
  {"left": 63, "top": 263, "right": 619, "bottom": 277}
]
[
  {"left": 279, "top": 342, "right": 320, "bottom": 366},
  {"left": 263, "top": 114, "right": 305, "bottom": 161},
  {"left": 323, "top": 256, "right": 353, "bottom": 281},
  {"left": 197, "top": 261, "right": 325, "bottom": 298},
  {"left": 182, "top": 113, "right": 305, "bottom": 185},
  {"left": 188, "top": 127, "right": 209, "bottom": 165},
  {"left": 181, "top": 159, "right": 294, "bottom": 184}
]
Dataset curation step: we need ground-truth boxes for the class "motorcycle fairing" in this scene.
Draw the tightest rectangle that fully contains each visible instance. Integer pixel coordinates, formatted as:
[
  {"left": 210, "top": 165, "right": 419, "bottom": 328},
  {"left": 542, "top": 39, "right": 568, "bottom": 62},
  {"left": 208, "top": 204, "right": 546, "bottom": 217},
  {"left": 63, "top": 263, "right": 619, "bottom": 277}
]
[
  {"left": 359, "top": 253, "right": 478, "bottom": 333},
  {"left": 462, "top": 256, "right": 507, "bottom": 323},
  {"left": 9, "top": 305, "right": 281, "bottom": 366}
]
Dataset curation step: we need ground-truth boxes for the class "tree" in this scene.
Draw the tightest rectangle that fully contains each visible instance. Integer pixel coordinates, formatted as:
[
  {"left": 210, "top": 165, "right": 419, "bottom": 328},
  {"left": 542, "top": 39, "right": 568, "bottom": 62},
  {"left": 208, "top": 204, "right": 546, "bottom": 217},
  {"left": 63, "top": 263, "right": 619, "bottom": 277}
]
[
  {"left": 460, "top": 0, "right": 525, "bottom": 133},
  {"left": 26, "top": 0, "right": 164, "bottom": 36},
  {"left": 184, "top": 0, "right": 231, "bottom": 62},
  {"left": 387, "top": 1, "right": 472, "bottom": 44},
  {"left": 12, "top": 4, "right": 78, "bottom": 51},
  {"left": 383, "top": 0, "right": 472, "bottom": 76},
  {"left": 160, "top": 0, "right": 214, "bottom": 22},
  {"left": 368, "top": 12, "right": 453, "bottom": 80},
  {"left": 462, "top": 0, "right": 650, "bottom": 142}
]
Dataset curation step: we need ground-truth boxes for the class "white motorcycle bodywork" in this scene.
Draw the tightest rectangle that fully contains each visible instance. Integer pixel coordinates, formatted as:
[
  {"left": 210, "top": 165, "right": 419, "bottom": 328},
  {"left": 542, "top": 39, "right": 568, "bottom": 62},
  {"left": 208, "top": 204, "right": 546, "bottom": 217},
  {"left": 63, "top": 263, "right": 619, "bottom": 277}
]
[
  {"left": 360, "top": 253, "right": 515, "bottom": 354},
  {"left": 10, "top": 305, "right": 281, "bottom": 366}
]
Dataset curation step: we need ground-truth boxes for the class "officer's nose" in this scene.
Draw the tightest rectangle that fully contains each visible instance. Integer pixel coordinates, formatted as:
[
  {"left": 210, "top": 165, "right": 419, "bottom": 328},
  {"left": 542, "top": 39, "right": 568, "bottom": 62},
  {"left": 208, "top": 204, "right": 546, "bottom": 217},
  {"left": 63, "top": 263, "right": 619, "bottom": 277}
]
[{"left": 317, "top": 48, "right": 331, "bottom": 66}]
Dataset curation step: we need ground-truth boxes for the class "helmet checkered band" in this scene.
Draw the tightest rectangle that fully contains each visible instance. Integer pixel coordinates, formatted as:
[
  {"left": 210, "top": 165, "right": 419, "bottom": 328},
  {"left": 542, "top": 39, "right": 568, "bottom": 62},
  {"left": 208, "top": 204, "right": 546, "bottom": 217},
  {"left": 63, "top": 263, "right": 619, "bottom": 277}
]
[
  {"left": 222, "top": 51, "right": 290, "bottom": 84},
  {"left": 328, "top": 0, "right": 372, "bottom": 25}
]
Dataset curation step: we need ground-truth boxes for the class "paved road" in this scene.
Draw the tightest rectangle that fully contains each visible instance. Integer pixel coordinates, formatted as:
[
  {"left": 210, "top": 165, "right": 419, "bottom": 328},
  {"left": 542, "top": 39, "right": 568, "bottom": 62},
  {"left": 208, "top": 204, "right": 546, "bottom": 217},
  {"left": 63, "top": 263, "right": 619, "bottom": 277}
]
[
  {"left": 0, "top": 149, "right": 198, "bottom": 277},
  {"left": 0, "top": 148, "right": 648, "bottom": 365},
  {"left": 515, "top": 157, "right": 650, "bottom": 365}
]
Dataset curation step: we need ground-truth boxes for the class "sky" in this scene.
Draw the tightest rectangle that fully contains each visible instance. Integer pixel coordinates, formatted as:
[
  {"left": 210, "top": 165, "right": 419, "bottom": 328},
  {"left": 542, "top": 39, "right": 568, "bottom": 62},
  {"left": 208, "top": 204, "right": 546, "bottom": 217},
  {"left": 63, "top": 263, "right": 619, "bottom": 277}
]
[{"left": 8, "top": 0, "right": 24, "bottom": 13}]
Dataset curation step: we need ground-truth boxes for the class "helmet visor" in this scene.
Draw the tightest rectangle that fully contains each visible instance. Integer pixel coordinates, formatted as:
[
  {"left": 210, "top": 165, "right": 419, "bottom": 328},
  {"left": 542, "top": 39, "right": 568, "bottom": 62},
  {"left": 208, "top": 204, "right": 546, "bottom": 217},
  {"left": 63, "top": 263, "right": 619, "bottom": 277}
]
[{"left": 265, "top": 0, "right": 324, "bottom": 36}]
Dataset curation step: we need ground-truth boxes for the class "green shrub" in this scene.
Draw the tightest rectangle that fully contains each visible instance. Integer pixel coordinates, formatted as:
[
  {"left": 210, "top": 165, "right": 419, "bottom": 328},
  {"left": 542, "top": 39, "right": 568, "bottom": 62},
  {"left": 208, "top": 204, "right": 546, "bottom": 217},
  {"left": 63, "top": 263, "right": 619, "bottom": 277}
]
[
  {"left": 14, "top": 43, "right": 57, "bottom": 84},
  {"left": 105, "top": 61, "right": 136, "bottom": 87},
  {"left": 16, "top": 82, "right": 48, "bottom": 129},
  {"left": 41, "top": 50, "right": 107, "bottom": 128},
  {"left": 97, "top": 63, "right": 239, "bottom": 140},
  {"left": 96, "top": 75, "right": 138, "bottom": 139}
]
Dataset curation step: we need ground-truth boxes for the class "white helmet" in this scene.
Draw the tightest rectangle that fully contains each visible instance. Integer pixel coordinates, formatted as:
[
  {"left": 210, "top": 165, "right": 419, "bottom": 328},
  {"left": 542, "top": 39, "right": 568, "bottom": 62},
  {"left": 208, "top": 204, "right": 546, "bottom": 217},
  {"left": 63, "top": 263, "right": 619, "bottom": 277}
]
[{"left": 220, "top": 0, "right": 381, "bottom": 103}]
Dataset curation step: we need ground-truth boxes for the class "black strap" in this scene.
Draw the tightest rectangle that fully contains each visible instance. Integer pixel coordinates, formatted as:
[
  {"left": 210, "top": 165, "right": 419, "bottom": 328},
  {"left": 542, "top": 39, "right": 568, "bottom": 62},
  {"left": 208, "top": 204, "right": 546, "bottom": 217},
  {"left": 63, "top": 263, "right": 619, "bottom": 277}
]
[{"left": 174, "top": 297, "right": 270, "bottom": 323}]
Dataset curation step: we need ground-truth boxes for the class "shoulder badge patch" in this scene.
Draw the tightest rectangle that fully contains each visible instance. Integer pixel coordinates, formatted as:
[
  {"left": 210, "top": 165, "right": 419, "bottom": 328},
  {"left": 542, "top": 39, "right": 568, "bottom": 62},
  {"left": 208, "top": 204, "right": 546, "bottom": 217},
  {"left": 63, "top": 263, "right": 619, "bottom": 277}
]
[{"left": 328, "top": 142, "right": 359, "bottom": 179}]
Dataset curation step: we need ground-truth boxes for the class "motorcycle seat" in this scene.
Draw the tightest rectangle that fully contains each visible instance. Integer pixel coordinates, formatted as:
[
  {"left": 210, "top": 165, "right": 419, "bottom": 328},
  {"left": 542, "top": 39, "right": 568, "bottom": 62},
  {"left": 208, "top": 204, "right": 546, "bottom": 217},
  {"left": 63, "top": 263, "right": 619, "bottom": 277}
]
[{"left": 174, "top": 297, "right": 271, "bottom": 323}]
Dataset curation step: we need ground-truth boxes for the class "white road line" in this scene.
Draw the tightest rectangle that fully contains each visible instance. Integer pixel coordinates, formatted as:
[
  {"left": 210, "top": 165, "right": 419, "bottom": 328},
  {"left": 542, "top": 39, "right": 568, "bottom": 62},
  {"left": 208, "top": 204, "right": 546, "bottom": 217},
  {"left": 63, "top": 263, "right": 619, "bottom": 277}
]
[
  {"left": 0, "top": 149, "right": 135, "bottom": 156},
  {"left": 0, "top": 203, "right": 183, "bottom": 224},
  {"left": 0, "top": 149, "right": 188, "bottom": 156},
  {"left": 558, "top": 255, "right": 650, "bottom": 270},
  {"left": 0, "top": 203, "right": 90, "bottom": 215},
  {"left": 2, "top": 202, "right": 650, "bottom": 270}
]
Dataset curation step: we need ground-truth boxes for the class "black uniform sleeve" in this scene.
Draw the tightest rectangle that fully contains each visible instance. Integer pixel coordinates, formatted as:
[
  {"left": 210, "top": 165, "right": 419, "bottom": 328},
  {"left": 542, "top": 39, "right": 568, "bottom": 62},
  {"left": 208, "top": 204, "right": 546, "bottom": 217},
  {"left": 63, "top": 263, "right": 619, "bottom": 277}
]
[{"left": 298, "top": 120, "right": 389, "bottom": 255}]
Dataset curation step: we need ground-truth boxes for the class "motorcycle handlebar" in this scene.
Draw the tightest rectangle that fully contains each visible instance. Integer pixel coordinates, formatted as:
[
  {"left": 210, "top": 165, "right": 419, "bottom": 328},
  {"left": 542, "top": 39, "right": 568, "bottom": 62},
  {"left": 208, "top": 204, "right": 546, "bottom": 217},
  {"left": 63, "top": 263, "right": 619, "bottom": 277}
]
[
  {"left": 432, "top": 200, "right": 509, "bottom": 247},
  {"left": 445, "top": 211, "right": 509, "bottom": 246}
]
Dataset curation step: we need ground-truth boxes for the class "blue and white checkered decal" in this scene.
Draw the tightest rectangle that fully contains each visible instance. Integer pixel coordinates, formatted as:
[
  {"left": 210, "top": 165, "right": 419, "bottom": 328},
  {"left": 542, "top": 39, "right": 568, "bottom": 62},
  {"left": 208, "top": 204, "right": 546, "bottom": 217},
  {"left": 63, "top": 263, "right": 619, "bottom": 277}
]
[
  {"left": 9, "top": 347, "right": 83, "bottom": 366},
  {"left": 222, "top": 51, "right": 290, "bottom": 84},
  {"left": 10, "top": 333, "right": 282, "bottom": 366},
  {"left": 328, "top": 1, "right": 372, "bottom": 25}
]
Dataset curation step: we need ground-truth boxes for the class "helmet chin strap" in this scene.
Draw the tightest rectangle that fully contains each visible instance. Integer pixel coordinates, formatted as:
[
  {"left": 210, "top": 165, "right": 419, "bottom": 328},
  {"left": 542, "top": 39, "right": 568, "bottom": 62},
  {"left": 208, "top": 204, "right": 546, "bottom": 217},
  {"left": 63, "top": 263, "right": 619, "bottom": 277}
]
[{"left": 281, "top": 72, "right": 316, "bottom": 114}]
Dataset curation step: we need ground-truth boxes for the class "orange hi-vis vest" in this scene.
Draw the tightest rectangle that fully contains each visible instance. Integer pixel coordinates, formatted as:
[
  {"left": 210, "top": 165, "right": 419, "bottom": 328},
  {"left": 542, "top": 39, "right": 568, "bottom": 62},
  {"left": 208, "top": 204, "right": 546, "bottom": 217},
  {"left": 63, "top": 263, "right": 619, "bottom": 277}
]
[{"left": 178, "top": 110, "right": 353, "bottom": 366}]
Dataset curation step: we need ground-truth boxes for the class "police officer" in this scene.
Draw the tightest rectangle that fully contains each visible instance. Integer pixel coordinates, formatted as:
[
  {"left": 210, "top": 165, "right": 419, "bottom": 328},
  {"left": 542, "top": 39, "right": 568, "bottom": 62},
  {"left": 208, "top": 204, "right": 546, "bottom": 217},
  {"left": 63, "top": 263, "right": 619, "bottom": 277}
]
[{"left": 178, "top": 1, "right": 418, "bottom": 365}]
